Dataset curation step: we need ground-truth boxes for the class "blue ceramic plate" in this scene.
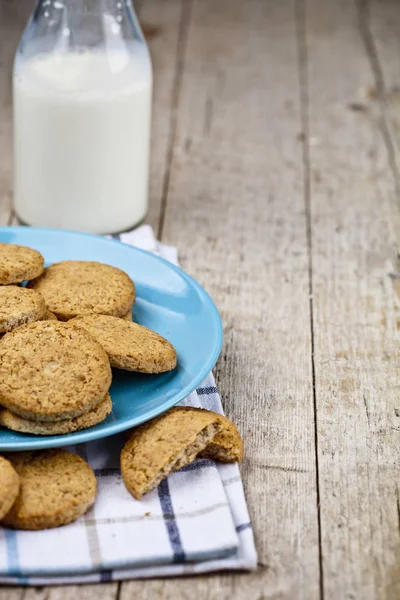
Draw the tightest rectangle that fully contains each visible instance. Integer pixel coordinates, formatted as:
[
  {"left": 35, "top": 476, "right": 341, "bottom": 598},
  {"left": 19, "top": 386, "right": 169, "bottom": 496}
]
[{"left": 0, "top": 227, "right": 223, "bottom": 451}]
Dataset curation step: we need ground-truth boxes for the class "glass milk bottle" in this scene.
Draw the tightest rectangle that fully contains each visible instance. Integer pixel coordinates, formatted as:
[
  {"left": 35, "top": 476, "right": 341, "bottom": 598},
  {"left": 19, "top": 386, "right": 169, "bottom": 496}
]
[{"left": 13, "top": 0, "right": 152, "bottom": 234}]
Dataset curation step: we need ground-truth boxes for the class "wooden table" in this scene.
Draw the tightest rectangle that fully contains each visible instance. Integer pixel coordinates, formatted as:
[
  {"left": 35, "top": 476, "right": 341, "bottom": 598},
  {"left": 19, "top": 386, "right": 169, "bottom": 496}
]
[{"left": 1, "top": 0, "right": 400, "bottom": 598}]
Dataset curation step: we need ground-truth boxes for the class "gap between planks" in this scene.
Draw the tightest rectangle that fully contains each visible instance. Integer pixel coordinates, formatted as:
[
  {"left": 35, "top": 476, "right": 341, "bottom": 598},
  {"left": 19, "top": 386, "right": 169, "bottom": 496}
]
[{"left": 295, "top": 2, "right": 324, "bottom": 599}]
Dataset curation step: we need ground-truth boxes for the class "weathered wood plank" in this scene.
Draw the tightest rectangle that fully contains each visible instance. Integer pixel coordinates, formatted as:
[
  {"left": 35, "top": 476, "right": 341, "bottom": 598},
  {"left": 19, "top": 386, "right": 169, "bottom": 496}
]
[
  {"left": 122, "top": 0, "right": 319, "bottom": 598},
  {"left": 0, "top": 589, "right": 23, "bottom": 600},
  {"left": 362, "top": 0, "right": 400, "bottom": 178},
  {"left": 304, "top": 0, "right": 400, "bottom": 597},
  {"left": 22, "top": 585, "right": 118, "bottom": 600},
  {"left": 139, "top": 0, "right": 187, "bottom": 232},
  {"left": 120, "top": 571, "right": 280, "bottom": 600}
]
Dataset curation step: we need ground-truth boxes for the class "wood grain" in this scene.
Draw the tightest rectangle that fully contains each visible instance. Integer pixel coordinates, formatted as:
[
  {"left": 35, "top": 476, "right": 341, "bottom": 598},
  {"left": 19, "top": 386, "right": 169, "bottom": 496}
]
[
  {"left": 138, "top": 0, "right": 188, "bottom": 232},
  {"left": 0, "top": 589, "right": 23, "bottom": 600},
  {"left": 362, "top": 0, "right": 400, "bottom": 184},
  {"left": 304, "top": 0, "right": 400, "bottom": 597},
  {"left": 23, "top": 586, "right": 118, "bottom": 600},
  {"left": 121, "top": 0, "right": 320, "bottom": 598}
]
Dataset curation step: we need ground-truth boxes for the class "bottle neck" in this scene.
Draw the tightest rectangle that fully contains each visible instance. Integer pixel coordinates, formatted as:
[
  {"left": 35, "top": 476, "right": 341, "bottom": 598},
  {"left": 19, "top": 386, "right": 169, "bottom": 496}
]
[
  {"left": 37, "top": 0, "right": 133, "bottom": 7},
  {"left": 34, "top": 0, "right": 135, "bottom": 16},
  {"left": 31, "top": 0, "right": 143, "bottom": 47}
]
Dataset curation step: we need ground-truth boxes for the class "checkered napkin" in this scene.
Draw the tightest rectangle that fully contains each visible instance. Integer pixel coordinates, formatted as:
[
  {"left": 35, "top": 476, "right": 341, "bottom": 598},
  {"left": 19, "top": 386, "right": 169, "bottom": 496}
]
[{"left": 0, "top": 226, "right": 257, "bottom": 585}]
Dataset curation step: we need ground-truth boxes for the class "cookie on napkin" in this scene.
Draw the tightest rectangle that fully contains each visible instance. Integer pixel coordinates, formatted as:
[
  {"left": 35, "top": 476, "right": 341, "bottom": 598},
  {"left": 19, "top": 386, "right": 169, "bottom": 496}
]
[
  {"left": 121, "top": 407, "right": 220, "bottom": 499},
  {"left": 0, "top": 456, "right": 20, "bottom": 520},
  {"left": 1, "top": 450, "right": 96, "bottom": 530},
  {"left": 199, "top": 413, "right": 244, "bottom": 462}
]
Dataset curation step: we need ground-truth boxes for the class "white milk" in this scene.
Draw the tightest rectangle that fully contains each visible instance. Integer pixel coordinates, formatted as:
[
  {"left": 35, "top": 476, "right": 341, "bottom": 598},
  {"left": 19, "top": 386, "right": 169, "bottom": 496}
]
[{"left": 13, "top": 47, "right": 152, "bottom": 233}]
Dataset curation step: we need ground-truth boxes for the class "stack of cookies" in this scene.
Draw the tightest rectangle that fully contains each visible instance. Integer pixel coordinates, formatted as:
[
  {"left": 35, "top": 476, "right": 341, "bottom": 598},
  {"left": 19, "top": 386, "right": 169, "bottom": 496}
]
[
  {"left": 0, "top": 242, "right": 244, "bottom": 531},
  {"left": 0, "top": 243, "right": 177, "bottom": 435}
]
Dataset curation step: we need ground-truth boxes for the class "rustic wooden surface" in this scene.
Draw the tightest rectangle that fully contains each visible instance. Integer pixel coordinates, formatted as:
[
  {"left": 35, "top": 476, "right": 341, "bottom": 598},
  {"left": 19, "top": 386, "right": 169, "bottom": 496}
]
[{"left": 0, "top": 0, "right": 399, "bottom": 598}]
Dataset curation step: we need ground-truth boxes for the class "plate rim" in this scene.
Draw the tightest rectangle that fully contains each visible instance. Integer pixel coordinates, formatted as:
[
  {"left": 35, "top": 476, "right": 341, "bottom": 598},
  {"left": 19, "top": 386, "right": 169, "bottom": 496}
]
[{"left": 0, "top": 226, "right": 223, "bottom": 451}]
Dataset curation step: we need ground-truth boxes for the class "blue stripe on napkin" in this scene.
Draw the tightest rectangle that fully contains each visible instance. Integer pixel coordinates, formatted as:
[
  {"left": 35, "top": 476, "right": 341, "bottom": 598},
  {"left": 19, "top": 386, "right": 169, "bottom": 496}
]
[
  {"left": 158, "top": 479, "right": 185, "bottom": 563},
  {"left": 5, "top": 530, "right": 28, "bottom": 583}
]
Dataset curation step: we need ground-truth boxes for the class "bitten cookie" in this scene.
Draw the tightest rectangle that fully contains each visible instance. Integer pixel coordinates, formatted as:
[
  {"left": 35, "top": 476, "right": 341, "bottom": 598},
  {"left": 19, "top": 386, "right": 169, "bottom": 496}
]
[
  {"left": 0, "top": 285, "right": 47, "bottom": 333},
  {"left": 1, "top": 450, "right": 96, "bottom": 530},
  {"left": 29, "top": 260, "right": 135, "bottom": 320},
  {"left": 0, "top": 457, "right": 20, "bottom": 520},
  {"left": 121, "top": 407, "right": 220, "bottom": 499},
  {"left": 0, "top": 243, "right": 44, "bottom": 285},
  {"left": 69, "top": 314, "right": 177, "bottom": 373},
  {"left": 0, "top": 321, "right": 112, "bottom": 421},
  {"left": 198, "top": 413, "right": 244, "bottom": 462},
  {"left": 0, "top": 393, "right": 112, "bottom": 435}
]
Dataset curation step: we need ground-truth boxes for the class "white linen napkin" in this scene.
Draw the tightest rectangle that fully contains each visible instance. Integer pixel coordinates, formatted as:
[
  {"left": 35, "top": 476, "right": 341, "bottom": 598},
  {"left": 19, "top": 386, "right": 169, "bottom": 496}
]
[{"left": 0, "top": 225, "right": 257, "bottom": 585}]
